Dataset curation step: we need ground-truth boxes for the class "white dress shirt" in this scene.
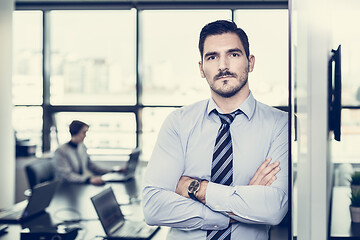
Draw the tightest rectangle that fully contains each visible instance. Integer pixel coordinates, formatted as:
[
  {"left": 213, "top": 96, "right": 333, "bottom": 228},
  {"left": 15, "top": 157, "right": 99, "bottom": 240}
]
[{"left": 142, "top": 92, "right": 288, "bottom": 240}]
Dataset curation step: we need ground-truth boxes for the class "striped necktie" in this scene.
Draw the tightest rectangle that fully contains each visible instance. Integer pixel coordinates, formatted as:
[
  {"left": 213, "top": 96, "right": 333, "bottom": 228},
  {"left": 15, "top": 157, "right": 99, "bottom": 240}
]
[{"left": 207, "top": 109, "right": 241, "bottom": 240}]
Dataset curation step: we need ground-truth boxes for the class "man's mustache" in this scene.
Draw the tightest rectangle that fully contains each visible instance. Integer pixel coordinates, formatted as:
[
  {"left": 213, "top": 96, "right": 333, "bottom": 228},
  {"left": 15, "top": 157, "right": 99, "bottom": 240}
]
[{"left": 214, "top": 71, "right": 238, "bottom": 80}]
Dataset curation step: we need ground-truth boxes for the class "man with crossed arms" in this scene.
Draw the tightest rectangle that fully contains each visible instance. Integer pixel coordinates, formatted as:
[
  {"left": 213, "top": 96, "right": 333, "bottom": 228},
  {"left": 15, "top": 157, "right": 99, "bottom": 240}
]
[{"left": 142, "top": 20, "right": 288, "bottom": 240}]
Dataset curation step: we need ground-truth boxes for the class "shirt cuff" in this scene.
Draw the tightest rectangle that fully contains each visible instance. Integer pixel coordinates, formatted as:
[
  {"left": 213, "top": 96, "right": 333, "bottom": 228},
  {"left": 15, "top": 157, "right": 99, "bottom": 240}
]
[
  {"left": 206, "top": 182, "right": 234, "bottom": 212},
  {"left": 201, "top": 204, "right": 230, "bottom": 230}
]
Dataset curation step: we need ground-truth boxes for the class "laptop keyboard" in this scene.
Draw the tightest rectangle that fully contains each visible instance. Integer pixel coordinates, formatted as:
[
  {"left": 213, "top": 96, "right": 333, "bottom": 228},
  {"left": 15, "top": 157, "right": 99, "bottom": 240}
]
[
  {"left": 0, "top": 201, "right": 27, "bottom": 219},
  {"left": 115, "top": 221, "right": 145, "bottom": 237},
  {"left": 1, "top": 210, "right": 22, "bottom": 218},
  {"left": 0, "top": 209, "right": 23, "bottom": 219}
]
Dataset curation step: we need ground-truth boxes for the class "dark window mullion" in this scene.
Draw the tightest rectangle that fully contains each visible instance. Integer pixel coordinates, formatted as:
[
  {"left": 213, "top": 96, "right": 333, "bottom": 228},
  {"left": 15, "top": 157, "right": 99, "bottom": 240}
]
[
  {"left": 42, "top": 10, "right": 52, "bottom": 152},
  {"left": 136, "top": 9, "right": 142, "bottom": 148}
]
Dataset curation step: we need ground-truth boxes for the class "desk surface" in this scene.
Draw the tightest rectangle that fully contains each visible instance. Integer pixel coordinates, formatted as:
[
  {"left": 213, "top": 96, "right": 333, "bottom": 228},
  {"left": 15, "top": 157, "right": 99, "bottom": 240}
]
[
  {"left": 330, "top": 186, "right": 360, "bottom": 239},
  {"left": 0, "top": 180, "right": 168, "bottom": 240}
]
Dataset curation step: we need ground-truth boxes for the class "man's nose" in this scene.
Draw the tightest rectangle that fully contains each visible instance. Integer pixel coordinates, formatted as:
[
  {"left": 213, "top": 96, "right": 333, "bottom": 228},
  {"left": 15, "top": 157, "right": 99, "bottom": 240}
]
[{"left": 218, "top": 56, "right": 229, "bottom": 71}]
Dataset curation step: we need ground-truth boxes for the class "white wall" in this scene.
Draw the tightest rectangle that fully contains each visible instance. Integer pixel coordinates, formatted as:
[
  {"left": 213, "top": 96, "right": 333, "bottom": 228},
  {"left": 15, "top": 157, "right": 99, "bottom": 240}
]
[
  {"left": 292, "top": 0, "right": 333, "bottom": 239},
  {"left": 0, "top": 0, "right": 15, "bottom": 208}
]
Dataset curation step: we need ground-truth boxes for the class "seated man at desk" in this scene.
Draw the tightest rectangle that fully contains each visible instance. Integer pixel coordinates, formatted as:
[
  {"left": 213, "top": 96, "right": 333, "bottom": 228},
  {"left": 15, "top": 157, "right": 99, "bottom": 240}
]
[{"left": 54, "top": 120, "right": 113, "bottom": 185}]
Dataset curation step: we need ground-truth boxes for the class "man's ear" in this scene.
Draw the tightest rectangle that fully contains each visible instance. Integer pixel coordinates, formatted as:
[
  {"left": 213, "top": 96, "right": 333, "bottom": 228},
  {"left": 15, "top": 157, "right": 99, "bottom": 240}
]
[
  {"left": 248, "top": 55, "right": 255, "bottom": 72},
  {"left": 199, "top": 61, "right": 205, "bottom": 78}
]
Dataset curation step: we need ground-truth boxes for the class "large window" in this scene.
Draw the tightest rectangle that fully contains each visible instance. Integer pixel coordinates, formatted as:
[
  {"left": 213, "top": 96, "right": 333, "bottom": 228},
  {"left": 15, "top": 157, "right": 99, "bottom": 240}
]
[
  {"left": 13, "top": 11, "right": 43, "bottom": 153},
  {"left": 13, "top": 5, "right": 289, "bottom": 160},
  {"left": 50, "top": 10, "right": 136, "bottom": 105},
  {"left": 13, "top": 11, "right": 43, "bottom": 105}
]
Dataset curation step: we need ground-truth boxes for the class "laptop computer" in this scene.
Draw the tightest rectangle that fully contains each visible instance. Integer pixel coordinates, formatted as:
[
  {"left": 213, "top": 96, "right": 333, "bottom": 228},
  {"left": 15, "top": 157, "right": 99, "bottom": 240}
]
[
  {"left": 0, "top": 181, "right": 58, "bottom": 223},
  {"left": 101, "top": 148, "right": 141, "bottom": 182},
  {"left": 91, "top": 187, "right": 159, "bottom": 240}
]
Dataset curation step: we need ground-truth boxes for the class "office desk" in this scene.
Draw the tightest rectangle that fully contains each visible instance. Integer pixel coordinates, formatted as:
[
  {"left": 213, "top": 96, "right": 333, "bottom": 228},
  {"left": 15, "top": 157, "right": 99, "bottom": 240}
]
[
  {"left": 330, "top": 186, "right": 360, "bottom": 239},
  {"left": 0, "top": 180, "right": 168, "bottom": 240}
]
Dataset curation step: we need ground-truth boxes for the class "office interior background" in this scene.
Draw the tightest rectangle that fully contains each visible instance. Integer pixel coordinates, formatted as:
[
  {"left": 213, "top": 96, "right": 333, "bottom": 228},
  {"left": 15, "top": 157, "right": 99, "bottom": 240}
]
[{"left": 1, "top": 0, "right": 360, "bottom": 239}]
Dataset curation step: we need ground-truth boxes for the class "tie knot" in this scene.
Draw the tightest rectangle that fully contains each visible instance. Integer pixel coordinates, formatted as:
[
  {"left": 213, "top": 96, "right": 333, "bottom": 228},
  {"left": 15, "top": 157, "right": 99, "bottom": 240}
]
[{"left": 217, "top": 109, "right": 241, "bottom": 125}]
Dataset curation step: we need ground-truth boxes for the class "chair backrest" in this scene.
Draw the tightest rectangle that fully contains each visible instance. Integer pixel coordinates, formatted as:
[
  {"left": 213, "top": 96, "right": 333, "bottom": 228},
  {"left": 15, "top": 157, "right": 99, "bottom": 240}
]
[{"left": 25, "top": 159, "right": 55, "bottom": 189}]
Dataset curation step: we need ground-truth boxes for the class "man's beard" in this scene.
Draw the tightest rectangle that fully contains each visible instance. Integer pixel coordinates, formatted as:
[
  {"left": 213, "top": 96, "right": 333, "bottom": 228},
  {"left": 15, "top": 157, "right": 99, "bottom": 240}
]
[{"left": 209, "top": 70, "right": 248, "bottom": 98}]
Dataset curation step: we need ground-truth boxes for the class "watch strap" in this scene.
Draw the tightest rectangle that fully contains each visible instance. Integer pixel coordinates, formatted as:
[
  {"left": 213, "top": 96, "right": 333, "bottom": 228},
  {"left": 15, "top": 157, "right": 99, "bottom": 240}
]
[{"left": 189, "top": 191, "right": 200, "bottom": 202}]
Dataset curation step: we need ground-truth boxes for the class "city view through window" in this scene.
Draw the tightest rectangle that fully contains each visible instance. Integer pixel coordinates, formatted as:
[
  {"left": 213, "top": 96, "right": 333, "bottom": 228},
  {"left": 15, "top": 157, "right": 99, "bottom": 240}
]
[{"left": 13, "top": 8, "right": 294, "bottom": 161}]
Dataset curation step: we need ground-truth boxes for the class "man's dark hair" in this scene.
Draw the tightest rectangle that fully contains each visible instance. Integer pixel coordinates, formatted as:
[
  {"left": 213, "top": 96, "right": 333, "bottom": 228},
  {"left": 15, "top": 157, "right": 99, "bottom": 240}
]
[
  {"left": 69, "top": 120, "right": 89, "bottom": 136},
  {"left": 198, "top": 20, "right": 250, "bottom": 60}
]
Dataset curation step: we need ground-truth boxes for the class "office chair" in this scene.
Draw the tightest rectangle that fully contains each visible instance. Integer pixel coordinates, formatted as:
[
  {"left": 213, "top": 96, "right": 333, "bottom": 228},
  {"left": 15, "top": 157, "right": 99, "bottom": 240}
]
[{"left": 25, "top": 159, "right": 55, "bottom": 195}]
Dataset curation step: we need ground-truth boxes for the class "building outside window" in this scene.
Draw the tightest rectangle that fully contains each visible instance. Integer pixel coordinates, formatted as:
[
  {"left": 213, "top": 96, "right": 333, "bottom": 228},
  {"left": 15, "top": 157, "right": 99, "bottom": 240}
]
[{"left": 12, "top": 7, "right": 289, "bottom": 161}]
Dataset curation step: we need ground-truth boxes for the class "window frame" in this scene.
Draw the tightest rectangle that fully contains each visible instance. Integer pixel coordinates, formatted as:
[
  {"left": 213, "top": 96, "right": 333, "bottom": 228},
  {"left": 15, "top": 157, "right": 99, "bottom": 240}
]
[{"left": 14, "top": 1, "right": 289, "bottom": 153}]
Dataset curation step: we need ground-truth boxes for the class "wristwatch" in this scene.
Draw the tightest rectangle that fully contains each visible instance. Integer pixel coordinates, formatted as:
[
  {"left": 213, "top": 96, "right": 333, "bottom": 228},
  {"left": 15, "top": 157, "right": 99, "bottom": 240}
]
[{"left": 187, "top": 179, "right": 201, "bottom": 202}]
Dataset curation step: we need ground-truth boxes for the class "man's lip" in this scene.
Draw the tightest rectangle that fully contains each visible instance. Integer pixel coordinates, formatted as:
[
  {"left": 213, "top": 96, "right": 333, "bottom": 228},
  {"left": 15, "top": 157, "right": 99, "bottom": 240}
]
[{"left": 217, "top": 75, "right": 234, "bottom": 80}]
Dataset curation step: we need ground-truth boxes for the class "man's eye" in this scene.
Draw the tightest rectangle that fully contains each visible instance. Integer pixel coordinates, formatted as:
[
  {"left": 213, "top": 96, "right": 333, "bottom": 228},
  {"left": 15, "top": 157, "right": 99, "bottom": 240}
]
[
  {"left": 231, "top": 53, "right": 240, "bottom": 57},
  {"left": 207, "top": 56, "right": 216, "bottom": 60}
]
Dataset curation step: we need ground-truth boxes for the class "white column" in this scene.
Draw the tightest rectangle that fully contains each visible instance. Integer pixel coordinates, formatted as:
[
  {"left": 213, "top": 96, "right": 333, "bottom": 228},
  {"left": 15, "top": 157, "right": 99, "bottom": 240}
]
[
  {"left": 0, "top": 0, "right": 15, "bottom": 208},
  {"left": 292, "top": 0, "right": 332, "bottom": 239}
]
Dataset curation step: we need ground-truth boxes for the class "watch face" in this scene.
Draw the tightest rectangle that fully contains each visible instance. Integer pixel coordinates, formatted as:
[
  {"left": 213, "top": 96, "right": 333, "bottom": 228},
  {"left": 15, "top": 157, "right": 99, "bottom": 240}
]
[{"left": 188, "top": 180, "right": 200, "bottom": 194}]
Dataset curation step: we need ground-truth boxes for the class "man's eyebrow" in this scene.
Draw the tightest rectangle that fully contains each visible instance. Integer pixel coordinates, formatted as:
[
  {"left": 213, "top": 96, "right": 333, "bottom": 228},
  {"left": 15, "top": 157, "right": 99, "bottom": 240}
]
[
  {"left": 204, "top": 48, "right": 243, "bottom": 58},
  {"left": 228, "top": 48, "right": 243, "bottom": 54},
  {"left": 204, "top": 51, "right": 218, "bottom": 58}
]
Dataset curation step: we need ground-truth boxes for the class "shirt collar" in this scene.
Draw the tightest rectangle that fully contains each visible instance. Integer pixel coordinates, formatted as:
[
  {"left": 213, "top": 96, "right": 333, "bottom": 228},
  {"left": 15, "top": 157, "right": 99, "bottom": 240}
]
[
  {"left": 68, "top": 141, "right": 78, "bottom": 149},
  {"left": 207, "top": 91, "right": 256, "bottom": 120}
]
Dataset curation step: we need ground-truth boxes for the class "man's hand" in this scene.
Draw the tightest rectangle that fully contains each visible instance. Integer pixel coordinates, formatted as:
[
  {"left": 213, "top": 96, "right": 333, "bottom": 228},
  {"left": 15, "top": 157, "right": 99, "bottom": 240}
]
[
  {"left": 248, "top": 158, "right": 280, "bottom": 186},
  {"left": 89, "top": 176, "right": 105, "bottom": 185}
]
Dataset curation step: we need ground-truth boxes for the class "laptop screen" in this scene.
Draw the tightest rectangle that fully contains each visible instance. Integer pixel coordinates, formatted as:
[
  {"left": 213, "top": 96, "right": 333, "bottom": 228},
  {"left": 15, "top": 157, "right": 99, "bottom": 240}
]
[
  {"left": 125, "top": 148, "right": 140, "bottom": 174},
  {"left": 91, "top": 188, "right": 125, "bottom": 235},
  {"left": 23, "top": 181, "right": 58, "bottom": 218}
]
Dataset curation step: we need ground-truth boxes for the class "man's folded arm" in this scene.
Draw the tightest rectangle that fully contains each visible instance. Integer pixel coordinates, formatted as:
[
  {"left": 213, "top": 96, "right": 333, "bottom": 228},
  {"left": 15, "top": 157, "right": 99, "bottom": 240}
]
[
  {"left": 142, "top": 111, "right": 229, "bottom": 231},
  {"left": 143, "top": 185, "right": 230, "bottom": 230},
  {"left": 178, "top": 117, "right": 289, "bottom": 225},
  {"left": 205, "top": 117, "right": 288, "bottom": 225},
  {"left": 206, "top": 183, "right": 287, "bottom": 225}
]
